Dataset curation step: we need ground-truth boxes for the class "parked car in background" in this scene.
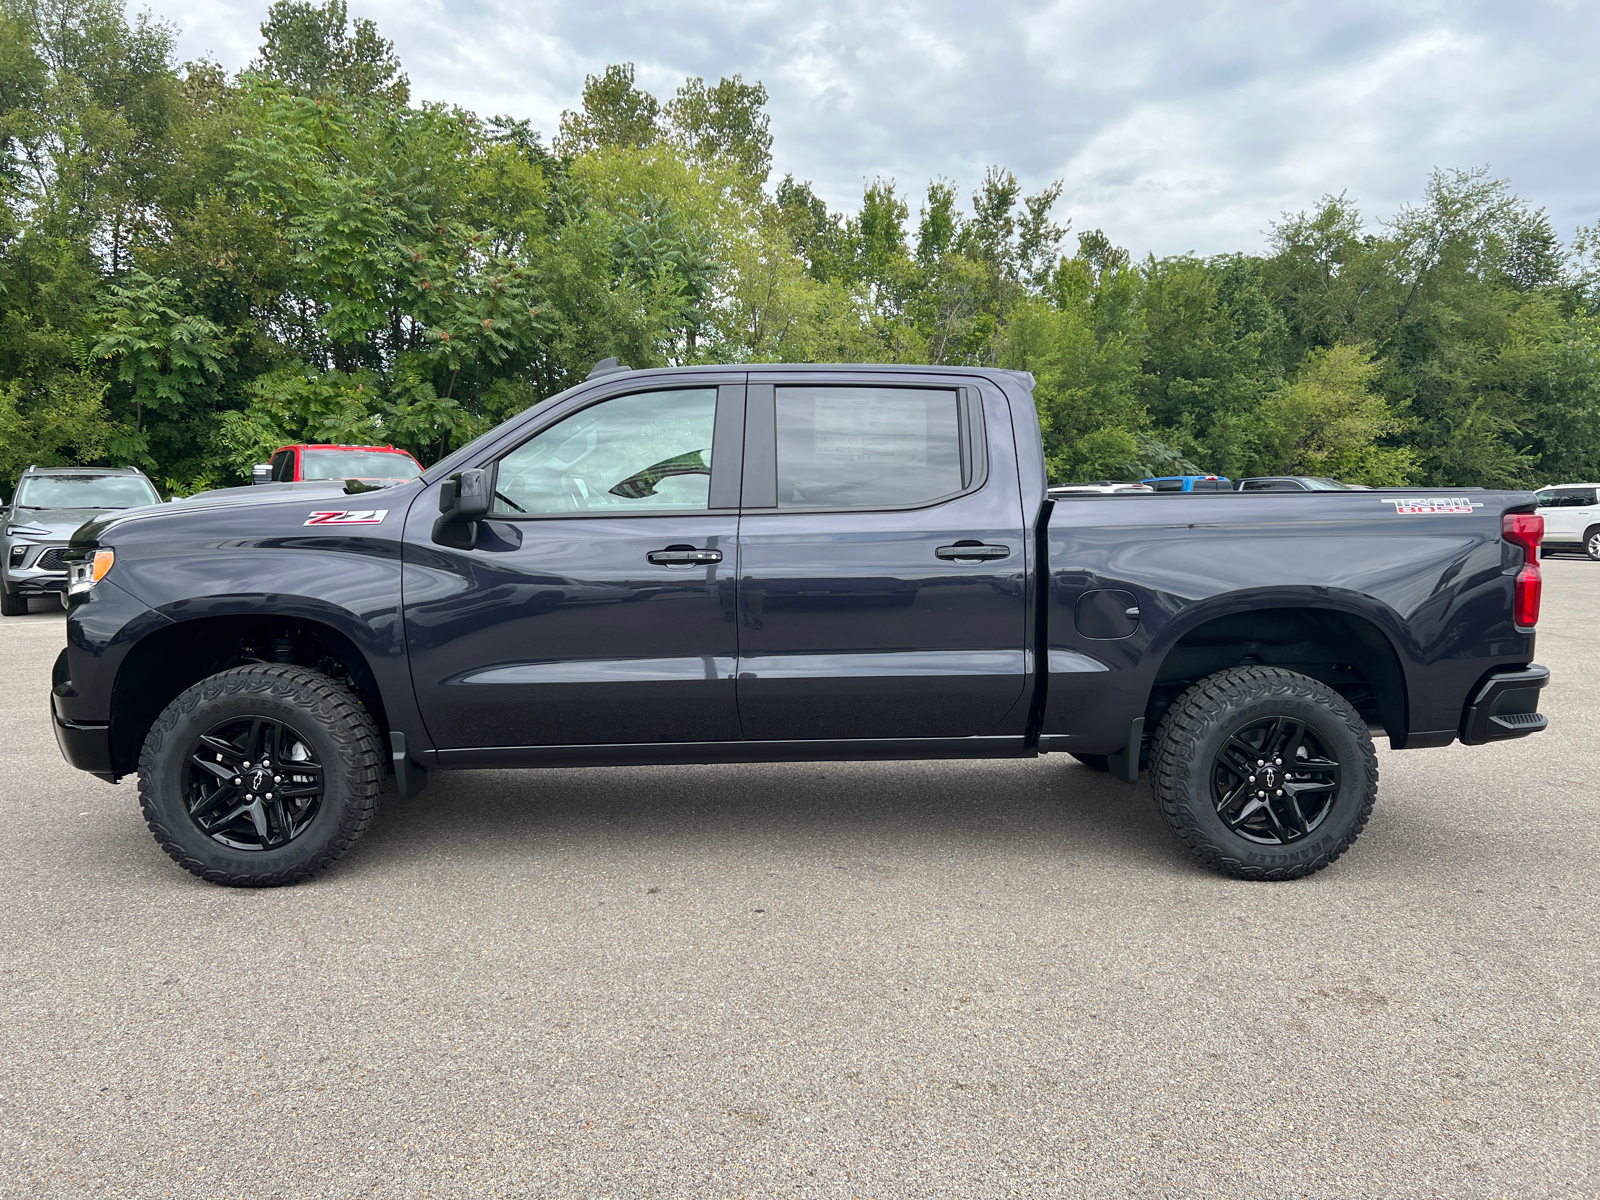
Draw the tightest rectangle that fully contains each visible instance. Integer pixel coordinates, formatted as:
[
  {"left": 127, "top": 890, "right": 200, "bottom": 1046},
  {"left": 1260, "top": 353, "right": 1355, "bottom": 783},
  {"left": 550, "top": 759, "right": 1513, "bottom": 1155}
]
[
  {"left": 1142, "top": 475, "right": 1232, "bottom": 492},
  {"left": 253, "top": 444, "right": 423, "bottom": 487},
  {"left": 1235, "top": 477, "right": 1356, "bottom": 492},
  {"left": 1535, "top": 484, "right": 1600, "bottom": 559},
  {"left": 2, "top": 466, "right": 160, "bottom": 615},
  {"left": 1048, "top": 481, "right": 1154, "bottom": 495}
]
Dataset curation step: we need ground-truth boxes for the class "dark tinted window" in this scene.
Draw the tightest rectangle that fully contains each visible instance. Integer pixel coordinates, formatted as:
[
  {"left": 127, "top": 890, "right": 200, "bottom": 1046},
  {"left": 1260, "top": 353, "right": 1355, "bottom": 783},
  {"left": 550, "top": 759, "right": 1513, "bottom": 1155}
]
[
  {"left": 15, "top": 474, "right": 159, "bottom": 509},
  {"left": 494, "top": 388, "right": 717, "bottom": 515},
  {"left": 1545, "top": 488, "right": 1599, "bottom": 507},
  {"left": 270, "top": 450, "right": 295, "bottom": 481},
  {"left": 774, "top": 387, "right": 964, "bottom": 509},
  {"left": 301, "top": 449, "right": 421, "bottom": 481},
  {"left": 1150, "top": 479, "right": 1185, "bottom": 492},
  {"left": 1242, "top": 479, "right": 1301, "bottom": 491},
  {"left": 1190, "top": 479, "right": 1230, "bottom": 492}
]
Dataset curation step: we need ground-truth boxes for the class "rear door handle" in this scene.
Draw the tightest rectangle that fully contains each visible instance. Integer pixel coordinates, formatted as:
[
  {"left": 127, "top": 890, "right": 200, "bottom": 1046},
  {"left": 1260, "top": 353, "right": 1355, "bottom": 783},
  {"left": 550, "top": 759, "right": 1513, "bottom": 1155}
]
[
  {"left": 936, "top": 544, "right": 1011, "bottom": 561},
  {"left": 647, "top": 546, "right": 722, "bottom": 566}
]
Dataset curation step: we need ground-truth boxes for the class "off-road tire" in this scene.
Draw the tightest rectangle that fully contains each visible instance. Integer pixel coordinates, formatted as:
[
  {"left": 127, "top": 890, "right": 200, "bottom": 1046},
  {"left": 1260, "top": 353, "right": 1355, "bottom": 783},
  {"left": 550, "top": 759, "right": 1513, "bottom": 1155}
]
[
  {"left": 138, "top": 664, "right": 382, "bottom": 886},
  {"left": 0, "top": 588, "right": 27, "bottom": 616},
  {"left": 1148, "top": 666, "right": 1377, "bottom": 881},
  {"left": 1070, "top": 752, "right": 1110, "bottom": 771}
]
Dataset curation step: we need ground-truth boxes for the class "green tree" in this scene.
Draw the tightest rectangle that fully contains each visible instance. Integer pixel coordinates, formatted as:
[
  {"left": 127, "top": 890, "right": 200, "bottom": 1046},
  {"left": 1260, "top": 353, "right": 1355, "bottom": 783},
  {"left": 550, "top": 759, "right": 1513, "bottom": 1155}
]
[
  {"left": 252, "top": 0, "right": 408, "bottom": 105},
  {"left": 556, "top": 64, "right": 659, "bottom": 155}
]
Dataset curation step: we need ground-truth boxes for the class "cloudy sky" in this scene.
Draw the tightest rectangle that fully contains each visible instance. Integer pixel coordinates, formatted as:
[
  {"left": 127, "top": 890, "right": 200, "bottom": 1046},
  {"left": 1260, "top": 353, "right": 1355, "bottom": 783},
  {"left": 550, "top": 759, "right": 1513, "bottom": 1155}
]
[{"left": 159, "top": 0, "right": 1600, "bottom": 258}]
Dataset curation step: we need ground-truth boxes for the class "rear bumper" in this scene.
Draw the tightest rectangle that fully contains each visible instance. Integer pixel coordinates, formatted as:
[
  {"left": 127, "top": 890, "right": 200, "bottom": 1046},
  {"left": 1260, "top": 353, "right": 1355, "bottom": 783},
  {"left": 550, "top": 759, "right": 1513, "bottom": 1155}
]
[{"left": 1459, "top": 664, "right": 1549, "bottom": 745}]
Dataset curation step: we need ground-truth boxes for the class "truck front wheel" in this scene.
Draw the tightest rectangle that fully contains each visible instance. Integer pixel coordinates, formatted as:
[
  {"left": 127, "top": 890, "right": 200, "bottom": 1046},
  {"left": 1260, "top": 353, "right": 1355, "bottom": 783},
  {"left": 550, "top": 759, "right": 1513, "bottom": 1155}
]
[
  {"left": 137, "top": 664, "right": 383, "bottom": 886},
  {"left": 1147, "top": 666, "right": 1377, "bottom": 880}
]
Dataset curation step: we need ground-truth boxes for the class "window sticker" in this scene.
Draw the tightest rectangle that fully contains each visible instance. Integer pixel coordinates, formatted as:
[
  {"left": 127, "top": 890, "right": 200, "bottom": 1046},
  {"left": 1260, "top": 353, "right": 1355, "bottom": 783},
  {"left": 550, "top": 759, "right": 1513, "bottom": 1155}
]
[
  {"left": 1383, "top": 498, "right": 1483, "bottom": 514},
  {"left": 303, "top": 509, "right": 389, "bottom": 526},
  {"left": 812, "top": 398, "right": 928, "bottom": 465}
]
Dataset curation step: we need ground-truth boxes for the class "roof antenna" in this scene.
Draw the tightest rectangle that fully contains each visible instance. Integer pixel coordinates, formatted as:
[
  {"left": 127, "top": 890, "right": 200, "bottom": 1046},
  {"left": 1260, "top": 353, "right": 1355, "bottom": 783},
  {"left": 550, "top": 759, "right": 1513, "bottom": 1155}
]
[{"left": 586, "top": 357, "right": 632, "bottom": 380}]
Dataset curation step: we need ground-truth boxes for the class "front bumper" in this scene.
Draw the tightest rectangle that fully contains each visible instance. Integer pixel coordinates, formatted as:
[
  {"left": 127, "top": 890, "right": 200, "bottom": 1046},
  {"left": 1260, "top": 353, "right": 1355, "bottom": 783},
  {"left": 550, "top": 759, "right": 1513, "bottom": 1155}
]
[
  {"left": 1459, "top": 664, "right": 1550, "bottom": 745},
  {"left": 51, "top": 647, "right": 117, "bottom": 781},
  {"left": 4, "top": 542, "right": 69, "bottom": 595}
]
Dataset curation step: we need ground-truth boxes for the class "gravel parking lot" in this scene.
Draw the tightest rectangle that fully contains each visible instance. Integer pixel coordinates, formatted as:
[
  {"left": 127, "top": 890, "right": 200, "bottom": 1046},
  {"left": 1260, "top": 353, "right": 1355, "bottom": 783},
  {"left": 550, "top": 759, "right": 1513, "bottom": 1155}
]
[{"left": 1, "top": 564, "right": 1596, "bottom": 1199}]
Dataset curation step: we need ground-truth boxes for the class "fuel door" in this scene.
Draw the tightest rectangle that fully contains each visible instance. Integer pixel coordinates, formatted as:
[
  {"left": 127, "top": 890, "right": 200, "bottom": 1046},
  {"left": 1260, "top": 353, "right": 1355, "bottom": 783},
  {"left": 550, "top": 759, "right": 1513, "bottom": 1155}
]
[{"left": 1075, "top": 588, "right": 1140, "bottom": 639}]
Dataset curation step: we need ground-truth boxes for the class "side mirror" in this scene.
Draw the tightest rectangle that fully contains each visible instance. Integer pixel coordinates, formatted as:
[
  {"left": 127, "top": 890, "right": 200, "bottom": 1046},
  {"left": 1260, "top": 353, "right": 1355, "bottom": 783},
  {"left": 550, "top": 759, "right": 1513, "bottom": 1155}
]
[
  {"left": 252, "top": 464, "right": 272, "bottom": 485},
  {"left": 432, "top": 467, "right": 493, "bottom": 550}
]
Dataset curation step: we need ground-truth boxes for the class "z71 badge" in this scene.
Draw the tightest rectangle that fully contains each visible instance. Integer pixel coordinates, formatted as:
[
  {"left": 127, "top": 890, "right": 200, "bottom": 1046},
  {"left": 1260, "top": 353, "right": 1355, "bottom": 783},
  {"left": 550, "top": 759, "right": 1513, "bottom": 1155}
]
[{"left": 303, "top": 509, "right": 389, "bottom": 526}]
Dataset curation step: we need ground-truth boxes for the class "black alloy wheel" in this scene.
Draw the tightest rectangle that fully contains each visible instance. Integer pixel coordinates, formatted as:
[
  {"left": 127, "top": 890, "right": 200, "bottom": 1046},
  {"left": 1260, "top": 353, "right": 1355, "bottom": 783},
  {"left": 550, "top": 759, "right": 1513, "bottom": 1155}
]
[
  {"left": 139, "top": 664, "right": 383, "bottom": 886},
  {"left": 182, "top": 715, "right": 324, "bottom": 850},
  {"left": 1209, "top": 715, "right": 1341, "bottom": 845},
  {"left": 1147, "top": 666, "right": 1378, "bottom": 880}
]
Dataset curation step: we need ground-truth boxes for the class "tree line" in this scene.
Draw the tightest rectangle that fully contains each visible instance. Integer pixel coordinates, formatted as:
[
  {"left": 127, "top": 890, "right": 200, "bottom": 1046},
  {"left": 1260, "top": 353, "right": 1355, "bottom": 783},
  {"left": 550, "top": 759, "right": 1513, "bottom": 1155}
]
[{"left": 4, "top": 0, "right": 1600, "bottom": 494}]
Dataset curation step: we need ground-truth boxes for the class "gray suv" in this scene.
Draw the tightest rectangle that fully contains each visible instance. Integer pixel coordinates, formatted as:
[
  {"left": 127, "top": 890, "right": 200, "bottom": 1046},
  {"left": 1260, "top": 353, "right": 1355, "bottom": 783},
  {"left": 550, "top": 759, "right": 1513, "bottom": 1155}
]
[{"left": 2, "top": 465, "right": 161, "bottom": 615}]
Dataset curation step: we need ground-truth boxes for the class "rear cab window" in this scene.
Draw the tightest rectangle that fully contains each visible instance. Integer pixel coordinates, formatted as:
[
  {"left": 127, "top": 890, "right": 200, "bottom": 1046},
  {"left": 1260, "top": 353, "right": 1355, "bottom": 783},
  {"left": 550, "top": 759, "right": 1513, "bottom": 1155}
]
[{"left": 747, "top": 383, "right": 985, "bottom": 511}]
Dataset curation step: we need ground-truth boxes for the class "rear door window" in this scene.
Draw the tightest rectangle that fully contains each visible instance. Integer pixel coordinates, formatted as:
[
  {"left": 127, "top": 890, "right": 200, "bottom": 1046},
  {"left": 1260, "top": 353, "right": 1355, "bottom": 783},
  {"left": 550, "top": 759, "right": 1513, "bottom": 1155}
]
[{"left": 772, "top": 386, "right": 967, "bottom": 510}]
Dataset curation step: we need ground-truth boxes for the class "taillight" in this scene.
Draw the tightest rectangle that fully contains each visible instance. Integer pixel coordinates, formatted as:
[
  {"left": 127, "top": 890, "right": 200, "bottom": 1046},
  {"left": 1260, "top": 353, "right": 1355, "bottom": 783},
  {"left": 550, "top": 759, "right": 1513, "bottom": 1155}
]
[{"left": 1503, "top": 512, "right": 1543, "bottom": 629}]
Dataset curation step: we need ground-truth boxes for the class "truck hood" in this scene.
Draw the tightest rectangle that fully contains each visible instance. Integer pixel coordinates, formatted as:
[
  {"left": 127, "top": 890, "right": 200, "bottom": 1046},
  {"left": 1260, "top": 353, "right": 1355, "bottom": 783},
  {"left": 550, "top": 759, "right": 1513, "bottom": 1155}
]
[{"left": 69, "top": 483, "right": 367, "bottom": 547}]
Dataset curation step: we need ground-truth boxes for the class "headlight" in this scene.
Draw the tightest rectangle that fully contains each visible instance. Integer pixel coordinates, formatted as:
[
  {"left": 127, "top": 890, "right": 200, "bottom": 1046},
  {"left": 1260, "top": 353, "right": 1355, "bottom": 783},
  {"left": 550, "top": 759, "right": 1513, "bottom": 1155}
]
[{"left": 67, "top": 549, "right": 114, "bottom": 595}]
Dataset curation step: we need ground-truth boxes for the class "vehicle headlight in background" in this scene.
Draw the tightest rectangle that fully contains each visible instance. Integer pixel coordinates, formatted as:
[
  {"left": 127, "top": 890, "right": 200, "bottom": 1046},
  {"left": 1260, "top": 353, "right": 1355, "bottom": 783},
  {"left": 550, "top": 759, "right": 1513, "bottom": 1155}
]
[{"left": 67, "top": 549, "right": 114, "bottom": 595}]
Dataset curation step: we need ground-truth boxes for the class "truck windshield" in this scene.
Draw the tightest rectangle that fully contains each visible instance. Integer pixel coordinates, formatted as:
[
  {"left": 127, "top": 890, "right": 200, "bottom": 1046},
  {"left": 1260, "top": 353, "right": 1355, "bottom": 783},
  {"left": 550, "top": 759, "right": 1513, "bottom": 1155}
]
[
  {"left": 302, "top": 449, "right": 421, "bottom": 480},
  {"left": 15, "top": 474, "right": 160, "bottom": 509}
]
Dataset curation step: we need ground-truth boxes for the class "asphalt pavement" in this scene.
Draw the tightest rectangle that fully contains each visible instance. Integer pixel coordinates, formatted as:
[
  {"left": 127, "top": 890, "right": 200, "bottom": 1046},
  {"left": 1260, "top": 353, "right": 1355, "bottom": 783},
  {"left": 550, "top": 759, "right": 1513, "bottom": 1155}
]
[{"left": 1, "top": 564, "right": 1596, "bottom": 1199}]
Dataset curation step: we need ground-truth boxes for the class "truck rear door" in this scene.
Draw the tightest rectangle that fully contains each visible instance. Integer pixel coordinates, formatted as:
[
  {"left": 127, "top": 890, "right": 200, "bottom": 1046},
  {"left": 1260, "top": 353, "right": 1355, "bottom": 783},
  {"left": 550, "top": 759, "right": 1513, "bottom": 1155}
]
[{"left": 732, "top": 375, "right": 1028, "bottom": 741}]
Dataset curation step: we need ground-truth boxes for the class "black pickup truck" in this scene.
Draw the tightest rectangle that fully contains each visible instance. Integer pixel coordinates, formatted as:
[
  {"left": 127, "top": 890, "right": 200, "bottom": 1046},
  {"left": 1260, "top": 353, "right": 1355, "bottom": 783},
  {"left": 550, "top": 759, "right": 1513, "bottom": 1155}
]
[{"left": 51, "top": 363, "right": 1550, "bottom": 886}]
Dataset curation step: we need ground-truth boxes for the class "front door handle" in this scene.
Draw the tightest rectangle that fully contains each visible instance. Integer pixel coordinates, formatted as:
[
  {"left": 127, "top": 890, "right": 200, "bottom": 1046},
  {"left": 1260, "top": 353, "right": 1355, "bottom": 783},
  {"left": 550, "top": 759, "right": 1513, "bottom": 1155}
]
[
  {"left": 647, "top": 545, "right": 723, "bottom": 566},
  {"left": 936, "top": 543, "right": 1011, "bottom": 561}
]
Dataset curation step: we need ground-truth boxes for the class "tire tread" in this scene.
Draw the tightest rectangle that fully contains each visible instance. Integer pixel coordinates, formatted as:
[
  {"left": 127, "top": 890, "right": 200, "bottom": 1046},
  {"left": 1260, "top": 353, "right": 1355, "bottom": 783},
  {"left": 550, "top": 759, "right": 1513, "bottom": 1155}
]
[
  {"left": 1147, "top": 665, "right": 1378, "bottom": 881},
  {"left": 137, "top": 664, "right": 382, "bottom": 887}
]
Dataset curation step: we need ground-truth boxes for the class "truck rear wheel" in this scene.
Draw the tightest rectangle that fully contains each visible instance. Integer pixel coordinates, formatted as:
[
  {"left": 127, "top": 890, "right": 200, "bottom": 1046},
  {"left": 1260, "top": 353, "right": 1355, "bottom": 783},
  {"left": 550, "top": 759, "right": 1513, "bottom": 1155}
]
[
  {"left": 137, "top": 664, "right": 383, "bottom": 886},
  {"left": 1147, "top": 666, "right": 1377, "bottom": 880}
]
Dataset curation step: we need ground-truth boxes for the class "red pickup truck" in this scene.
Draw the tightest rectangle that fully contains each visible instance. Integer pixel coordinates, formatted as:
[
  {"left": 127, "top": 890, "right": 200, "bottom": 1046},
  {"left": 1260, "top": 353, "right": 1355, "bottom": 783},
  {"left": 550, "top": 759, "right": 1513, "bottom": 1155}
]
[{"left": 254, "top": 444, "right": 423, "bottom": 486}]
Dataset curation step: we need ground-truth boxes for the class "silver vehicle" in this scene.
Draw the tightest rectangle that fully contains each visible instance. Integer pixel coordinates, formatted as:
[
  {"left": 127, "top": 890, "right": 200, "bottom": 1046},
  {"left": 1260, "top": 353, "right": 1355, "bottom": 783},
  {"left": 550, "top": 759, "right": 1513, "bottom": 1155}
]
[
  {"left": 1047, "top": 481, "right": 1154, "bottom": 496},
  {"left": 2, "top": 466, "right": 160, "bottom": 615}
]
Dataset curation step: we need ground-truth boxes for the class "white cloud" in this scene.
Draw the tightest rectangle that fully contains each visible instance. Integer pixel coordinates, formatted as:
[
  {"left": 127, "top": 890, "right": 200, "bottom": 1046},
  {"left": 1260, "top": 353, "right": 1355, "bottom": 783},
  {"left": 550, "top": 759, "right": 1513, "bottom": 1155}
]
[{"left": 157, "top": 0, "right": 1600, "bottom": 255}]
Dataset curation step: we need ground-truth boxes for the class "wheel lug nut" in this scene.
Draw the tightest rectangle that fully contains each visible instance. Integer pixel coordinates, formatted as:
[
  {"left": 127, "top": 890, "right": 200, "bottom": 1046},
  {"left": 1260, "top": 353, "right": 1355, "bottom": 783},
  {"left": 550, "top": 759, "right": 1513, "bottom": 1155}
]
[
  {"left": 232, "top": 777, "right": 241, "bottom": 785},
  {"left": 1275, "top": 789, "right": 1283, "bottom": 796},
  {"left": 1256, "top": 760, "right": 1264, "bottom": 767},
  {"left": 273, "top": 775, "right": 281, "bottom": 783},
  {"left": 265, "top": 792, "right": 273, "bottom": 799}
]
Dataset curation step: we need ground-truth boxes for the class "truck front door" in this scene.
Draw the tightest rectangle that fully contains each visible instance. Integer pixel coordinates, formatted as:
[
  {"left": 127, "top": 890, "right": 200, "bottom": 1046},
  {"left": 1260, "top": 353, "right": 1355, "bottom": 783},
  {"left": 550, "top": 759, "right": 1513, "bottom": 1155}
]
[
  {"left": 402, "top": 382, "right": 745, "bottom": 750},
  {"left": 733, "top": 379, "right": 1028, "bottom": 741}
]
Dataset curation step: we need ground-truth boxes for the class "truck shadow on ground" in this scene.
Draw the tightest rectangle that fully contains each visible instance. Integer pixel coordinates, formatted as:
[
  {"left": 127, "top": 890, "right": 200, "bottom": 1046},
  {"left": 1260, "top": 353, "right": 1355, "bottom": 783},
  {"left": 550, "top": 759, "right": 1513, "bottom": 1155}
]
[{"left": 348, "top": 755, "right": 1202, "bottom": 877}]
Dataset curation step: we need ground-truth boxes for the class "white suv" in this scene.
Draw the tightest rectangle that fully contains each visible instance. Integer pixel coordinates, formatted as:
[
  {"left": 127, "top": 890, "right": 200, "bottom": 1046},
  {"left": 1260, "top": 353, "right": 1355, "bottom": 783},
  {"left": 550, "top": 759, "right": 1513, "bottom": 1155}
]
[{"left": 1535, "top": 484, "right": 1600, "bottom": 559}]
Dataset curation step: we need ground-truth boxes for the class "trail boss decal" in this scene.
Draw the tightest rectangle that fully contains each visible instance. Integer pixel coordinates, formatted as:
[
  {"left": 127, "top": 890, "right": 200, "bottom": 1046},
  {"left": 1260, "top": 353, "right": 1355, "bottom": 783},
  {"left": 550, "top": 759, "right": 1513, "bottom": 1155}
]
[
  {"left": 1383, "top": 497, "right": 1484, "bottom": 515},
  {"left": 303, "top": 509, "right": 389, "bottom": 526}
]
